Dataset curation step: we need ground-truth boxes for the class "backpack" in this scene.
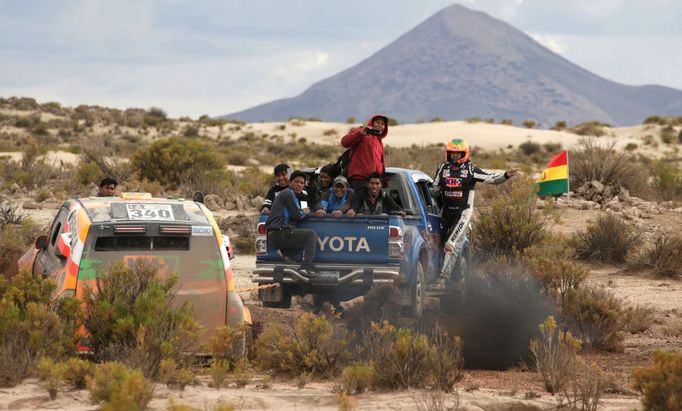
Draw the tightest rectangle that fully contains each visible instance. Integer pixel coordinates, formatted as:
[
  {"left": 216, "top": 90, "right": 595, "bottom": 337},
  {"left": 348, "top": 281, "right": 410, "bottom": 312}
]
[{"left": 332, "top": 148, "right": 352, "bottom": 178}]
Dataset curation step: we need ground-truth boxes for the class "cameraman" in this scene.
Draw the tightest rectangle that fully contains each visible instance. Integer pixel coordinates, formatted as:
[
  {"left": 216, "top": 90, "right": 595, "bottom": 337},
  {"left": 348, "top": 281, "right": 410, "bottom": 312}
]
[{"left": 340, "top": 114, "right": 388, "bottom": 191}]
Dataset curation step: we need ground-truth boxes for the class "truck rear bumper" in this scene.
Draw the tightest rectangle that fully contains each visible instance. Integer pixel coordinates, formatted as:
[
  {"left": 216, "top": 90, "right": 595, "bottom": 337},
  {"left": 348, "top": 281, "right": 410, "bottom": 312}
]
[{"left": 252, "top": 264, "right": 400, "bottom": 286}]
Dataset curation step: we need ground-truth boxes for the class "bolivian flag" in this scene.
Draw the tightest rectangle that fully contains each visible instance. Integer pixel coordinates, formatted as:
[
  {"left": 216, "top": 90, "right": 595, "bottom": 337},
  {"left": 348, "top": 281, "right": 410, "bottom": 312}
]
[{"left": 537, "top": 151, "right": 569, "bottom": 196}]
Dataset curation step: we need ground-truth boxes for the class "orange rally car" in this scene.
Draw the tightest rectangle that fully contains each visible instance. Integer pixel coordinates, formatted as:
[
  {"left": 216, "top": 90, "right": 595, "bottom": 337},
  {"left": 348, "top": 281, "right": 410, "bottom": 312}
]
[{"left": 18, "top": 192, "right": 251, "bottom": 348}]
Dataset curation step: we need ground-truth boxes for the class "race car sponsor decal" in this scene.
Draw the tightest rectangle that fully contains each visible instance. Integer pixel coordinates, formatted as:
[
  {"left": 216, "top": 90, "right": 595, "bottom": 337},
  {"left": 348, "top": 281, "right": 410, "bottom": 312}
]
[
  {"left": 442, "top": 168, "right": 450, "bottom": 177},
  {"left": 444, "top": 190, "right": 464, "bottom": 198},
  {"left": 461, "top": 170, "right": 468, "bottom": 178},
  {"left": 126, "top": 203, "right": 174, "bottom": 221},
  {"left": 444, "top": 177, "right": 462, "bottom": 188},
  {"left": 192, "top": 226, "right": 214, "bottom": 236}
]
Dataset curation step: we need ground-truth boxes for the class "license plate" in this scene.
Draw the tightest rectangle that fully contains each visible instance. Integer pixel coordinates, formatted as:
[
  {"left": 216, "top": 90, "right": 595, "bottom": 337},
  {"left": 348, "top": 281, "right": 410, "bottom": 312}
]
[{"left": 126, "top": 204, "right": 174, "bottom": 221}]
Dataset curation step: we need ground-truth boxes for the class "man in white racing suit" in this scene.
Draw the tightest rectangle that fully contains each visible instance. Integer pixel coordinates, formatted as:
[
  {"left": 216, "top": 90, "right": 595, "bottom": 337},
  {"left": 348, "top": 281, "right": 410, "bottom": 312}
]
[{"left": 432, "top": 138, "right": 518, "bottom": 288}]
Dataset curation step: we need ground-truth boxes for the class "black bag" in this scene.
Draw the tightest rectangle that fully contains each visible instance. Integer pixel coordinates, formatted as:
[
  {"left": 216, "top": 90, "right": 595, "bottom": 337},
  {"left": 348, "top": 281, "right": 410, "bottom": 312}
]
[{"left": 333, "top": 148, "right": 352, "bottom": 177}]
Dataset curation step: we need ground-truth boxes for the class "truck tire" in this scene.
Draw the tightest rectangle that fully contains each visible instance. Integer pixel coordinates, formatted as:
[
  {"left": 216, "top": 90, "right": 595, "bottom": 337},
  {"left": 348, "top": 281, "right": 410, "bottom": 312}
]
[{"left": 403, "top": 260, "right": 424, "bottom": 318}]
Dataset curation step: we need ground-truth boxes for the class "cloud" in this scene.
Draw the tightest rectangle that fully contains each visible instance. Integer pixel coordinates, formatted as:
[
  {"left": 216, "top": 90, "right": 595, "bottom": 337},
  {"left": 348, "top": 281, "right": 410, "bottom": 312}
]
[{"left": 528, "top": 33, "right": 565, "bottom": 54}]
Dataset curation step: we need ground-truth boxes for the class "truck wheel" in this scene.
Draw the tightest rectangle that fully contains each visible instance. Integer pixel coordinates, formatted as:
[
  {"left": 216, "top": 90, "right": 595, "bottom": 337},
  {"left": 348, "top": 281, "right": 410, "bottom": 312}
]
[
  {"left": 403, "top": 261, "right": 424, "bottom": 318},
  {"left": 261, "top": 287, "right": 292, "bottom": 309}
]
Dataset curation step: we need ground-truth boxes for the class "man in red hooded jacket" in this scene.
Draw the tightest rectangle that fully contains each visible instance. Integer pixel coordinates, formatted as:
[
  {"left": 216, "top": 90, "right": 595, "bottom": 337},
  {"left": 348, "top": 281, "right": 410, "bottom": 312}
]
[{"left": 340, "top": 114, "right": 388, "bottom": 191}]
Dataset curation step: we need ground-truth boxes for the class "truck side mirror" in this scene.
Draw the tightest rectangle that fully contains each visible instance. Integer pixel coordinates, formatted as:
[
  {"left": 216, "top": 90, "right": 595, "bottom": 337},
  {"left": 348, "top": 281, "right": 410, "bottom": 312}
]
[{"left": 34, "top": 235, "right": 48, "bottom": 250}]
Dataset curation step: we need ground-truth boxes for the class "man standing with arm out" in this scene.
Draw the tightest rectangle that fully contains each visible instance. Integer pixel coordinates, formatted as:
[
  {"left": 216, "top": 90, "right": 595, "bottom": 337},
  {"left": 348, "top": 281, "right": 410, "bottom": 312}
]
[
  {"left": 432, "top": 138, "right": 518, "bottom": 288},
  {"left": 265, "top": 170, "right": 318, "bottom": 277},
  {"left": 341, "top": 114, "right": 388, "bottom": 191}
]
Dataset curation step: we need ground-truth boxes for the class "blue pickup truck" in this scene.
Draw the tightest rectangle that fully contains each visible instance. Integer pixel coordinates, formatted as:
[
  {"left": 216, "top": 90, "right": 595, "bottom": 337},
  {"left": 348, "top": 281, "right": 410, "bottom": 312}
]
[{"left": 252, "top": 167, "right": 470, "bottom": 317}]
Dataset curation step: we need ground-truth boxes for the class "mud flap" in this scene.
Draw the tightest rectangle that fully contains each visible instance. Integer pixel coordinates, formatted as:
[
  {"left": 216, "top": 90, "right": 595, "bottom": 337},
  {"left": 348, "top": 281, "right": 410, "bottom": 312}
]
[{"left": 259, "top": 286, "right": 284, "bottom": 302}]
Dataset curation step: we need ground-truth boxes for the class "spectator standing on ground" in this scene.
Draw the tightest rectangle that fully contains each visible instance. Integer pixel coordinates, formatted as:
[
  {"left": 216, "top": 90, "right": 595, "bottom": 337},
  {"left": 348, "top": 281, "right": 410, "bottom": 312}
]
[
  {"left": 96, "top": 177, "right": 118, "bottom": 197},
  {"left": 264, "top": 170, "right": 318, "bottom": 277},
  {"left": 314, "top": 176, "right": 354, "bottom": 217},
  {"left": 347, "top": 172, "right": 403, "bottom": 217},
  {"left": 341, "top": 114, "right": 388, "bottom": 191}
]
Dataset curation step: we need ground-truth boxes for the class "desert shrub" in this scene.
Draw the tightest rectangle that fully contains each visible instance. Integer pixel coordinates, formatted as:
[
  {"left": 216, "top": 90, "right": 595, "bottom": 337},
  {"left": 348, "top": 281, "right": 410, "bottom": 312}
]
[
  {"left": 0, "top": 215, "right": 42, "bottom": 277},
  {"left": 0, "top": 272, "right": 78, "bottom": 387},
  {"left": 178, "top": 165, "right": 230, "bottom": 197},
  {"left": 638, "top": 233, "right": 682, "bottom": 278},
  {"left": 88, "top": 361, "right": 154, "bottom": 411},
  {"left": 384, "top": 144, "right": 443, "bottom": 174},
  {"left": 501, "top": 119, "right": 513, "bottom": 125},
  {"left": 632, "top": 351, "right": 682, "bottom": 410},
  {"left": 323, "top": 128, "right": 338, "bottom": 136},
  {"left": 572, "top": 213, "right": 639, "bottom": 263},
  {"left": 529, "top": 316, "right": 581, "bottom": 394},
  {"left": 232, "top": 237, "right": 254, "bottom": 254},
  {"left": 143, "top": 107, "right": 168, "bottom": 127},
  {"left": 570, "top": 138, "right": 650, "bottom": 197},
  {"left": 338, "top": 364, "right": 376, "bottom": 394},
  {"left": 0, "top": 201, "right": 25, "bottom": 229},
  {"left": 229, "top": 167, "right": 271, "bottom": 198},
  {"left": 519, "top": 140, "right": 541, "bottom": 155},
  {"left": 428, "top": 324, "right": 464, "bottom": 392},
  {"left": 345, "top": 117, "right": 356, "bottom": 124},
  {"left": 208, "top": 325, "right": 248, "bottom": 366},
  {"left": 209, "top": 359, "right": 230, "bottom": 388},
  {"left": 79, "top": 138, "right": 132, "bottom": 182},
  {"left": 622, "top": 305, "right": 655, "bottom": 334},
  {"left": 363, "top": 321, "right": 431, "bottom": 390},
  {"left": 387, "top": 117, "right": 399, "bottom": 126},
  {"left": 624, "top": 142, "right": 638, "bottom": 151},
  {"left": 678, "top": 129, "right": 682, "bottom": 144},
  {"left": 466, "top": 116, "right": 482, "bottom": 123},
  {"left": 76, "top": 160, "right": 104, "bottom": 186},
  {"left": 561, "top": 287, "right": 624, "bottom": 351},
  {"left": 62, "top": 357, "right": 95, "bottom": 389},
  {"left": 523, "top": 119, "right": 536, "bottom": 129},
  {"left": 36, "top": 357, "right": 67, "bottom": 400},
  {"left": 343, "top": 285, "right": 402, "bottom": 333},
  {"left": 232, "top": 358, "right": 253, "bottom": 388},
  {"left": 82, "top": 261, "right": 200, "bottom": 378},
  {"left": 570, "top": 121, "right": 611, "bottom": 137},
  {"left": 650, "top": 161, "right": 682, "bottom": 201},
  {"left": 559, "top": 361, "right": 608, "bottom": 411},
  {"left": 543, "top": 142, "right": 562, "bottom": 153},
  {"left": 254, "top": 312, "right": 350, "bottom": 377},
  {"left": 473, "top": 177, "right": 548, "bottom": 259},
  {"left": 131, "top": 137, "right": 223, "bottom": 189},
  {"left": 552, "top": 120, "right": 567, "bottom": 130},
  {"left": 661, "top": 126, "right": 677, "bottom": 144},
  {"left": 524, "top": 236, "right": 587, "bottom": 301},
  {"left": 158, "top": 358, "right": 194, "bottom": 390}
]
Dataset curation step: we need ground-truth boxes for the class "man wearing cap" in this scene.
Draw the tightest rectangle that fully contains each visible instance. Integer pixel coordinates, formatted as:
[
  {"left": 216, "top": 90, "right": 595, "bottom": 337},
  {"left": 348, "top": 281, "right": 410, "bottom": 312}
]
[
  {"left": 260, "top": 163, "right": 310, "bottom": 214},
  {"left": 314, "top": 176, "right": 354, "bottom": 217},
  {"left": 341, "top": 114, "right": 388, "bottom": 191}
]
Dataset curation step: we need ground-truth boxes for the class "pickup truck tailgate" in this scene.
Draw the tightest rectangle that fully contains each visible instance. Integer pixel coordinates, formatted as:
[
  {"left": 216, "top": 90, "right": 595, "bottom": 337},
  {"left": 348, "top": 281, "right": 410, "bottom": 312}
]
[{"left": 257, "top": 215, "right": 398, "bottom": 265}]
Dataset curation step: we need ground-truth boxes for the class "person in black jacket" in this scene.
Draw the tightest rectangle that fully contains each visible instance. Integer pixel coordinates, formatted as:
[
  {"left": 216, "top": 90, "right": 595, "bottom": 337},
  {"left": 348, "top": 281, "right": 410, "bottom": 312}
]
[
  {"left": 347, "top": 172, "right": 403, "bottom": 217},
  {"left": 265, "top": 170, "right": 318, "bottom": 276}
]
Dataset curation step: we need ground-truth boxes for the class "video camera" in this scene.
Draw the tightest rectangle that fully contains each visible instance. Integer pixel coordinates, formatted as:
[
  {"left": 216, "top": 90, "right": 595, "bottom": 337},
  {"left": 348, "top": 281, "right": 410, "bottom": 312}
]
[{"left": 365, "top": 127, "right": 382, "bottom": 136}]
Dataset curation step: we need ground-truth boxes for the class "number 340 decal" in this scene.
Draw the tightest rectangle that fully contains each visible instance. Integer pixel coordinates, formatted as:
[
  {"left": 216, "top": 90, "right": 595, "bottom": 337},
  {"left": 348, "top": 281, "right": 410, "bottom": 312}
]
[{"left": 126, "top": 204, "right": 175, "bottom": 221}]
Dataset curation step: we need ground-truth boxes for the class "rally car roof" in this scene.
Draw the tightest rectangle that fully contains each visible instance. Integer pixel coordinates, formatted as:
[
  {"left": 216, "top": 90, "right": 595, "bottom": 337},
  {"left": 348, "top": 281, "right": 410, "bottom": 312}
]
[{"left": 69, "top": 193, "right": 212, "bottom": 225}]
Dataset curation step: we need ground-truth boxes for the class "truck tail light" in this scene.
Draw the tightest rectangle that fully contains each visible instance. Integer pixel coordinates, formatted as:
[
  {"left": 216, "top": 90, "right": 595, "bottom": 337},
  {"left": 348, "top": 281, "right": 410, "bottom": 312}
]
[
  {"left": 388, "top": 225, "right": 404, "bottom": 258},
  {"left": 257, "top": 223, "right": 266, "bottom": 235}
]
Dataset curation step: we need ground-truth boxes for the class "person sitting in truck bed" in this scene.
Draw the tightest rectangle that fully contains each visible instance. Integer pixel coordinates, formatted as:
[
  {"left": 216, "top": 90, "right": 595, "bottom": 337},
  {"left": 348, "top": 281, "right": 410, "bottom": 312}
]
[
  {"left": 308, "top": 163, "right": 336, "bottom": 207},
  {"left": 265, "top": 170, "right": 318, "bottom": 277},
  {"left": 261, "top": 163, "right": 310, "bottom": 213},
  {"left": 347, "top": 172, "right": 404, "bottom": 217},
  {"left": 314, "top": 176, "right": 354, "bottom": 217}
]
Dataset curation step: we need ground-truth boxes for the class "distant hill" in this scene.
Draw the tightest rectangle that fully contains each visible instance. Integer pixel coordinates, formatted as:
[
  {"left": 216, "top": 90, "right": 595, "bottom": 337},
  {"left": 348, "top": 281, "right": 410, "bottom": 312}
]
[{"left": 224, "top": 4, "right": 682, "bottom": 126}]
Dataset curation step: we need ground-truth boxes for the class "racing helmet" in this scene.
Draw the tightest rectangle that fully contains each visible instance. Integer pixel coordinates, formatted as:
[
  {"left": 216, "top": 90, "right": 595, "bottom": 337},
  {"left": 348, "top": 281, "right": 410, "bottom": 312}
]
[{"left": 445, "top": 138, "right": 470, "bottom": 163}]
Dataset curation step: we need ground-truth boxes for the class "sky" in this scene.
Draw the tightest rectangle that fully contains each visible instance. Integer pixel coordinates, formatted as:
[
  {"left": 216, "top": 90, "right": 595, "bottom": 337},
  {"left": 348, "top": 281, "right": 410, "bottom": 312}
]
[{"left": 1, "top": 0, "right": 681, "bottom": 118}]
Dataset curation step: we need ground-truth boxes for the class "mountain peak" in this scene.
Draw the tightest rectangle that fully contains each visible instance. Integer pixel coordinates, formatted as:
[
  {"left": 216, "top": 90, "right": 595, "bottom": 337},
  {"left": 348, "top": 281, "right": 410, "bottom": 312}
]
[{"left": 225, "top": 4, "right": 682, "bottom": 126}]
